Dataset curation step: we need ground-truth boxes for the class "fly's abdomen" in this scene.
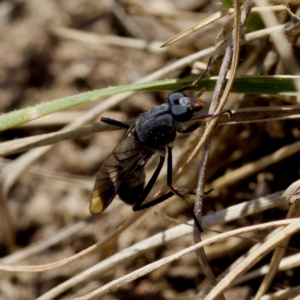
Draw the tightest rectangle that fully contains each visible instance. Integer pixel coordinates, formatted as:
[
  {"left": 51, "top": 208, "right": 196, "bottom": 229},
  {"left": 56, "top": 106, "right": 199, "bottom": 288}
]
[{"left": 117, "top": 166, "right": 146, "bottom": 205}]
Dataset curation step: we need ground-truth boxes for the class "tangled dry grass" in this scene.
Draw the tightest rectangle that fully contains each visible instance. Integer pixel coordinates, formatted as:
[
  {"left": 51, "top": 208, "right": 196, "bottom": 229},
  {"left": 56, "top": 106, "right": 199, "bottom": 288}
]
[{"left": 1, "top": 1, "right": 300, "bottom": 300}]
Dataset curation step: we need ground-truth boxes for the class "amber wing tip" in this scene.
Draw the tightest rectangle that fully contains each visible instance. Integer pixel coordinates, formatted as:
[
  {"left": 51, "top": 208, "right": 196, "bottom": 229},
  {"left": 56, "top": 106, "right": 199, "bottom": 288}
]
[{"left": 89, "top": 196, "right": 104, "bottom": 214}]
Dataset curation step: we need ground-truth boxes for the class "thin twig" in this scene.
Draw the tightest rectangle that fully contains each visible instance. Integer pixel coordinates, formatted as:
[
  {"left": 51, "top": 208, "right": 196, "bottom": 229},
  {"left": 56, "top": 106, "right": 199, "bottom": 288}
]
[{"left": 193, "top": 2, "right": 254, "bottom": 298}]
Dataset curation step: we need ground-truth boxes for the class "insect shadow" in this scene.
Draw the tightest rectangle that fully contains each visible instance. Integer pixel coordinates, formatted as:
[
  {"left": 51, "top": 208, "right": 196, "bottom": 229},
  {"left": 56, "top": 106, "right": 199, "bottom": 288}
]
[{"left": 90, "top": 61, "right": 230, "bottom": 230}]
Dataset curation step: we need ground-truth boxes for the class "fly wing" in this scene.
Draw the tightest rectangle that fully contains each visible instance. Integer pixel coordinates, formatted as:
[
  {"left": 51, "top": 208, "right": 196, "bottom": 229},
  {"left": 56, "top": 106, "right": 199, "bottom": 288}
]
[{"left": 90, "top": 129, "right": 152, "bottom": 214}]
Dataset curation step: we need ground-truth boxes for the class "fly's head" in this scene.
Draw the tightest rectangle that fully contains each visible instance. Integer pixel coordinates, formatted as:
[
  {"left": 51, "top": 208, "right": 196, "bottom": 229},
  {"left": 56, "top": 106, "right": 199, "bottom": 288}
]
[{"left": 167, "top": 91, "right": 204, "bottom": 122}]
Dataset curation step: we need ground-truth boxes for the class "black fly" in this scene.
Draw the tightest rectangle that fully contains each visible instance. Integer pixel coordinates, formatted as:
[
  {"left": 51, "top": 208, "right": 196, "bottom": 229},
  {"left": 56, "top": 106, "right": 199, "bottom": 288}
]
[
  {"left": 90, "top": 63, "right": 228, "bottom": 218},
  {"left": 90, "top": 91, "right": 205, "bottom": 215}
]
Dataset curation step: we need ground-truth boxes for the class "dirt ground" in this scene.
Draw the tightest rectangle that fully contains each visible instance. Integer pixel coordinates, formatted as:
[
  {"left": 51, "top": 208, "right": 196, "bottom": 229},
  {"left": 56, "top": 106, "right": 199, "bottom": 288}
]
[{"left": 1, "top": 1, "right": 300, "bottom": 300}]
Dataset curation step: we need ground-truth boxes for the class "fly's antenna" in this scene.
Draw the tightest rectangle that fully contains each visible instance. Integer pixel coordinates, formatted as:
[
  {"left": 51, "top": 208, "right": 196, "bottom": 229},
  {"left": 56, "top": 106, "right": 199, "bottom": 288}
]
[{"left": 175, "top": 57, "right": 212, "bottom": 93}]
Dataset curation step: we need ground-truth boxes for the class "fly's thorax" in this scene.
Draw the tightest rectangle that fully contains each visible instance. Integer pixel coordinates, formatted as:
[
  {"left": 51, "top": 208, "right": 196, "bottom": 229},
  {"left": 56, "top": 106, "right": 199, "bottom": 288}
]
[{"left": 135, "top": 104, "right": 176, "bottom": 149}]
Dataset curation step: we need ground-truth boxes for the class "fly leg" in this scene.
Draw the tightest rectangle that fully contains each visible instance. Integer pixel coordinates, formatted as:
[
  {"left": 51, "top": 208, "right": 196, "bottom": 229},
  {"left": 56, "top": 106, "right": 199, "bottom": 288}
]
[
  {"left": 132, "top": 147, "right": 202, "bottom": 231},
  {"left": 166, "top": 147, "right": 203, "bottom": 232},
  {"left": 179, "top": 122, "right": 200, "bottom": 134},
  {"left": 101, "top": 117, "right": 130, "bottom": 129},
  {"left": 191, "top": 109, "right": 232, "bottom": 121},
  {"left": 133, "top": 152, "right": 175, "bottom": 211},
  {"left": 176, "top": 109, "right": 232, "bottom": 134}
]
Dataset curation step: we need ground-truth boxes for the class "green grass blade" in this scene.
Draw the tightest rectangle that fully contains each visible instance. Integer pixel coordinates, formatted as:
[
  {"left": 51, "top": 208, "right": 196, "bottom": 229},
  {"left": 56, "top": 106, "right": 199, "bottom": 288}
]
[{"left": 0, "top": 75, "right": 299, "bottom": 131}]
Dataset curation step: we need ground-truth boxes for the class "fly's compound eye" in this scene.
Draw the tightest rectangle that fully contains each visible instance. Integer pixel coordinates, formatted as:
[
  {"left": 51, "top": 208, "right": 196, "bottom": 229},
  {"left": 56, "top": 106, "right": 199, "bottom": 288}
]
[{"left": 167, "top": 92, "right": 193, "bottom": 122}]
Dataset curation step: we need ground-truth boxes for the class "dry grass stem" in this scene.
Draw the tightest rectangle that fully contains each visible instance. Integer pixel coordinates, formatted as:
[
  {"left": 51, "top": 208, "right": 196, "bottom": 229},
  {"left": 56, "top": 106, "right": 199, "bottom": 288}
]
[
  {"left": 211, "top": 139, "right": 300, "bottom": 190},
  {"left": 71, "top": 219, "right": 296, "bottom": 300},
  {"left": 161, "top": 5, "right": 285, "bottom": 47},
  {"left": 205, "top": 220, "right": 300, "bottom": 300},
  {"left": 50, "top": 26, "right": 166, "bottom": 53}
]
